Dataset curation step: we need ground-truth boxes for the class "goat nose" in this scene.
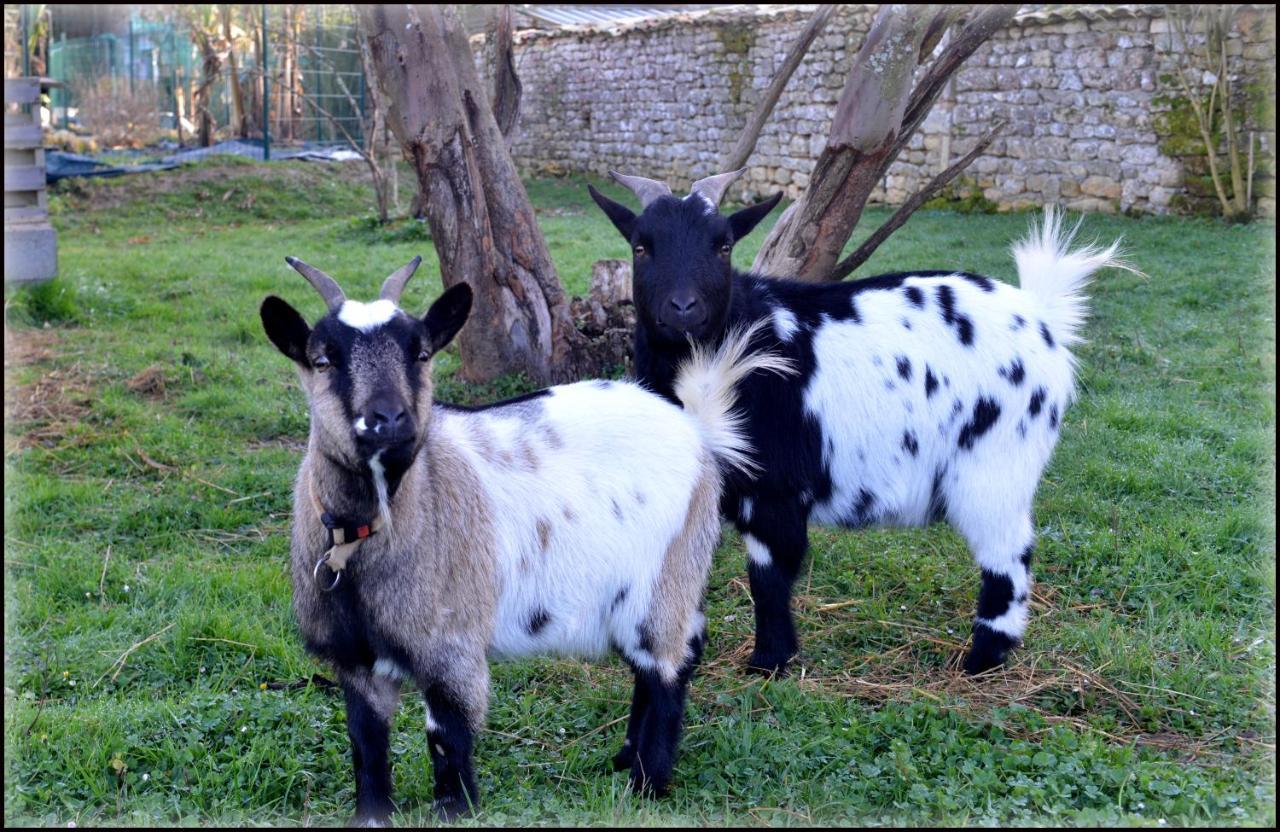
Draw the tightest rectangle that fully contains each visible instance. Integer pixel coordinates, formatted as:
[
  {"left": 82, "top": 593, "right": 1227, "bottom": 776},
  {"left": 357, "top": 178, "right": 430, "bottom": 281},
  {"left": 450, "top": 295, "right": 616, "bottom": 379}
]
[
  {"left": 368, "top": 400, "right": 408, "bottom": 430},
  {"left": 670, "top": 294, "right": 700, "bottom": 314}
]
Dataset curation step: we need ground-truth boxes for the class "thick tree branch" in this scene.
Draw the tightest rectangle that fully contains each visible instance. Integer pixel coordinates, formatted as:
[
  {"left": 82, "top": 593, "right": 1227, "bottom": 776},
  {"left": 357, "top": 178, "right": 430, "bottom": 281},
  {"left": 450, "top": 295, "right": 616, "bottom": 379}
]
[
  {"left": 492, "top": 4, "right": 523, "bottom": 139},
  {"left": 722, "top": 4, "right": 838, "bottom": 172},
  {"left": 827, "top": 118, "right": 1005, "bottom": 281},
  {"left": 895, "top": 5, "right": 1018, "bottom": 156}
]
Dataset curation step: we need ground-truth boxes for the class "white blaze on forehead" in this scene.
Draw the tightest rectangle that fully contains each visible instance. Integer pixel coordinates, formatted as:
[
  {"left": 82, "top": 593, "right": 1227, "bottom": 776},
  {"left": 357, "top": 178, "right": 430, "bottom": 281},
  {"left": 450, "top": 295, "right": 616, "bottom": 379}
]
[{"left": 338, "top": 299, "right": 399, "bottom": 332}]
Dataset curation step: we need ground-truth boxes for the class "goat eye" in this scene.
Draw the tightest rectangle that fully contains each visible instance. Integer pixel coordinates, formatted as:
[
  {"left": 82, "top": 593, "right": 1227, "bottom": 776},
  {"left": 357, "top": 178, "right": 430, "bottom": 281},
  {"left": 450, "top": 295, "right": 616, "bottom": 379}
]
[
  {"left": 312, "top": 355, "right": 331, "bottom": 372},
  {"left": 418, "top": 349, "right": 431, "bottom": 362},
  {"left": 720, "top": 243, "right": 732, "bottom": 256},
  {"left": 633, "top": 244, "right": 646, "bottom": 257}
]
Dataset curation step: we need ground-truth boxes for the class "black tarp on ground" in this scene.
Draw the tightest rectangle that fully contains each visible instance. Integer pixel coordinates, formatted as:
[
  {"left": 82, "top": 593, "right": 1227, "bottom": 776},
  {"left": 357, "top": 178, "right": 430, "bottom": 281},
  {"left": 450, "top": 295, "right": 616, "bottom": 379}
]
[{"left": 46, "top": 141, "right": 362, "bottom": 182}]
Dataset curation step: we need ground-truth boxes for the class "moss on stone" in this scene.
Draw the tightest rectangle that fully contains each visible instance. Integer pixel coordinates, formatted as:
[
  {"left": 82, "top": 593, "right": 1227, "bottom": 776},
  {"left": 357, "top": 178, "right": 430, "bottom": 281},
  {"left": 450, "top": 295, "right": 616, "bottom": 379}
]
[{"left": 716, "top": 23, "right": 756, "bottom": 105}]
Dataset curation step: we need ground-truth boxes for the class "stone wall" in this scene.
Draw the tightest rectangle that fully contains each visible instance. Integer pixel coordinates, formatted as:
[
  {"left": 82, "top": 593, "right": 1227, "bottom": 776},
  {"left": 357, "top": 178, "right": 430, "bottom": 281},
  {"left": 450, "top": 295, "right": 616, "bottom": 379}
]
[{"left": 479, "top": 4, "right": 1276, "bottom": 217}]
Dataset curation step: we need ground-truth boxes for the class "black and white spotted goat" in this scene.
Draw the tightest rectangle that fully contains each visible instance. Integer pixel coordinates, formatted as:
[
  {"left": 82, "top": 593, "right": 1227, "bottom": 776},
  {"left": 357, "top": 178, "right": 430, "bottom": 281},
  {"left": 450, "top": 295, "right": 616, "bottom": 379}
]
[
  {"left": 260, "top": 256, "right": 789, "bottom": 824},
  {"left": 589, "top": 169, "right": 1131, "bottom": 677}
]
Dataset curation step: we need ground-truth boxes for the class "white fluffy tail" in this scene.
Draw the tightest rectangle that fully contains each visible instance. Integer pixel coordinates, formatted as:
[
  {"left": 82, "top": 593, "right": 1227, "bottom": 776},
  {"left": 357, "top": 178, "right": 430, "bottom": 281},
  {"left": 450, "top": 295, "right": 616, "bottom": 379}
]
[
  {"left": 1012, "top": 206, "right": 1138, "bottom": 348},
  {"left": 673, "top": 320, "right": 795, "bottom": 477}
]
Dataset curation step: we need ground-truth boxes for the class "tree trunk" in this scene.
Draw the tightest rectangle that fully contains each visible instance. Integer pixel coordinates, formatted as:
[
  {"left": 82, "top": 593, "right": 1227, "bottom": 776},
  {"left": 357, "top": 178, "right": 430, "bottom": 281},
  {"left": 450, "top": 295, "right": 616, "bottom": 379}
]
[
  {"left": 355, "top": 25, "right": 390, "bottom": 224},
  {"left": 193, "top": 35, "right": 220, "bottom": 148},
  {"left": 722, "top": 4, "right": 838, "bottom": 173},
  {"left": 752, "top": 5, "right": 1018, "bottom": 281},
  {"left": 359, "top": 4, "right": 588, "bottom": 384},
  {"left": 221, "top": 6, "right": 248, "bottom": 139}
]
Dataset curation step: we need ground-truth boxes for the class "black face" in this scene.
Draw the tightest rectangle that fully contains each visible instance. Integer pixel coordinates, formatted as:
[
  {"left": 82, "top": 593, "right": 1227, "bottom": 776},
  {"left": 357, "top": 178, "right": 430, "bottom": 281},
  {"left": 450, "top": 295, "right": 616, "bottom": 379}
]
[
  {"left": 261, "top": 284, "right": 473, "bottom": 464},
  {"left": 588, "top": 186, "right": 783, "bottom": 345}
]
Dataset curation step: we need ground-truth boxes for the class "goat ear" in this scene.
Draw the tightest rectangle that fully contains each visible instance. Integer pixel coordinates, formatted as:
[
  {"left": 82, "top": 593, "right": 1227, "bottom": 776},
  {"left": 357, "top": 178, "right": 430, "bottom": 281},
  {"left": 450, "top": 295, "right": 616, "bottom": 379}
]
[
  {"left": 424, "top": 283, "right": 473, "bottom": 353},
  {"left": 260, "top": 296, "right": 312, "bottom": 366},
  {"left": 729, "top": 192, "right": 784, "bottom": 241},
  {"left": 587, "top": 184, "right": 636, "bottom": 239}
]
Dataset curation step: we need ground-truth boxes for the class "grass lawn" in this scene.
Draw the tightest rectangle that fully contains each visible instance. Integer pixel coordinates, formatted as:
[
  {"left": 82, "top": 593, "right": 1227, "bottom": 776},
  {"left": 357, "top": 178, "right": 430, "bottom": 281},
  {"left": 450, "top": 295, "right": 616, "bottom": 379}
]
[{"left": 4, "top": 157, "right": 1275, "bottom": 826}]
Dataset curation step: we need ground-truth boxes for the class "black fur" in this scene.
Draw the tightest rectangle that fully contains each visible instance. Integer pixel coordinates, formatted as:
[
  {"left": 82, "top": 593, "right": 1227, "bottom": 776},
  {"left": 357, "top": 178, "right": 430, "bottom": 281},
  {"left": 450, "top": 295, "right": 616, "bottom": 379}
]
[
  {"left": 958, "top": 397, "right": 1002, "bottom": 451},
  {"left": 423, "top": 685, "right": 479, "bottom": 820},
  {"left": 1039, "top": 320, "right": 1056, "bottom": 349},
  {"left": 343, "top": 681, "right": 396, "bottom": 824},
  {"left": 526, "top": 607, "right": 551, "bottom": 636}
]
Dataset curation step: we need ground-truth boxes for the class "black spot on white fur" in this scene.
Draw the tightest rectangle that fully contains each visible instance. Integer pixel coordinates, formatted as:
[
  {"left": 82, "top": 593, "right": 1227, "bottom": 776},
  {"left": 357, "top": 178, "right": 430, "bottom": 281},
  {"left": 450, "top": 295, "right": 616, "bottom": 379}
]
[
  {"left": 1028, "top": 387, "right": 1047, "bottom": 418},
  {"left": 958, "top": 397, "right": 1001, "bottom": 450},
  {"left": 936, "top": 285, "right": 975, "bottom": 346},
  {"left": 998, "top": 357, "right": 1025, "bottom": 386},
  {"left": 526, "top": 608, "right": 551, "bottom": 636},
  {"left": 1039, "top": 321, "right": 1055, "bottom": 349}
]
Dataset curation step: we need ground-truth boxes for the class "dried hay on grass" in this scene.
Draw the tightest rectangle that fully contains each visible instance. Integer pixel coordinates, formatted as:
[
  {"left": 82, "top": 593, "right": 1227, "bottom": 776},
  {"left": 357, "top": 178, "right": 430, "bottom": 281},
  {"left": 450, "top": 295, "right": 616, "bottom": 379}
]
[{"left": 4, "top": 326, "right": 97, "bottom": 454}]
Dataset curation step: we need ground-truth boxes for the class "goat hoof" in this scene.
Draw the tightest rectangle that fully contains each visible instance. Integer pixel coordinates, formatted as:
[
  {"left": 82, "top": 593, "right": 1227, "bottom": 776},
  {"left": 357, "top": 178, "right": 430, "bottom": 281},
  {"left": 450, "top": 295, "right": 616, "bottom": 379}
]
[
  {"left": 745, "top": 651, "right": 792, "bottom": 677},
  {"left": 963, "top": 649, "right": 1009, "bottom": 676},
  {"left": 965, "top": 625, "right": 1017, "bottom": 675},
  {"left": 629, "top": 769, "right": 671, "bottom": 799},
  {"left": 611, "top": 743, "right": 636, "bottom": 772},
  {"left": 431, "top": 796, "right": 474, "bottom": 823}
]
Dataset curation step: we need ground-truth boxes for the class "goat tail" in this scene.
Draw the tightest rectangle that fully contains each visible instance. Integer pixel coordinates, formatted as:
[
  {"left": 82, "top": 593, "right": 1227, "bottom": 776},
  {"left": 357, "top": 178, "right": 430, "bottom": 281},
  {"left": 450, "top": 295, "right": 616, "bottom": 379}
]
[
  {"left": 1012, "top": 205, "right": 1140, "bottom": 348},
  {"left": 673, "top": 320, "right": 796, "bottom": 478}
]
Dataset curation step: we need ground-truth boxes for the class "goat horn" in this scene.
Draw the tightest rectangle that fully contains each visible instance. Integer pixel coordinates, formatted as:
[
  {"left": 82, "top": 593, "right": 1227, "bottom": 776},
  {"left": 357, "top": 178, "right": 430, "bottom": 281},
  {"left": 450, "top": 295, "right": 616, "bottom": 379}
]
[
  {"left": 379, "top": 256, "right": 423, "bottom": 304},
  {"left": 689, "top": 167, "right": 747, "bottom": 208},
  {"left": 285, "top": 256, "right": 346, "bottom": 312},
  {"left": 607, "top": 170, "right": 672, "bottom": 209}
]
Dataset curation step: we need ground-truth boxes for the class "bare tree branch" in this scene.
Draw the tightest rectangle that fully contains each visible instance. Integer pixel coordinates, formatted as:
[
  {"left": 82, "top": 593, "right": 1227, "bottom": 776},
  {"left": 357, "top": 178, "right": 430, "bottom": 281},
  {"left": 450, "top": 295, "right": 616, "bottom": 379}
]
[
  {"left": 827, "top": 118, "right": 1006, "bottom": 281},
  {"left": 722, "top": 4, "right": 838, "bottom": 172}
]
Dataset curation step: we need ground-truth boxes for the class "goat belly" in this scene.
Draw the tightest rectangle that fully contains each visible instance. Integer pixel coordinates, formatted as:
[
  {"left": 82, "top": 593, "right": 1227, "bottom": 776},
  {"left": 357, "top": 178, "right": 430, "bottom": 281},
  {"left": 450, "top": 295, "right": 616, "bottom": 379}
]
[
  {"left": 438, "top": 381, "right": 707, "bottom": 662},
  {"left": 772, "top": 273, "right": 1077, "bottom": 530}
]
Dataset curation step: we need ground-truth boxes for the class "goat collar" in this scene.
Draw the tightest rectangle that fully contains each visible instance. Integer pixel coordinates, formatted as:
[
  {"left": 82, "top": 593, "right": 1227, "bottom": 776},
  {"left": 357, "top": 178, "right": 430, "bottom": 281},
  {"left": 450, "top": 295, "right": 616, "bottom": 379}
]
[{"left": 308, "top": 476, "right": 386, "bottom": 592}]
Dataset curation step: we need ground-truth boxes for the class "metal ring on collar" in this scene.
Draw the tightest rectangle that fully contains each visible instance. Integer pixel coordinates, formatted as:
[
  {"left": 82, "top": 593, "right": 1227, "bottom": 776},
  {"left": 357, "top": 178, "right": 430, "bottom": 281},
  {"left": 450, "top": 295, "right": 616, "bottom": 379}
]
[{"left": 313, "top": 555, "right": 341, "bottom": 592}]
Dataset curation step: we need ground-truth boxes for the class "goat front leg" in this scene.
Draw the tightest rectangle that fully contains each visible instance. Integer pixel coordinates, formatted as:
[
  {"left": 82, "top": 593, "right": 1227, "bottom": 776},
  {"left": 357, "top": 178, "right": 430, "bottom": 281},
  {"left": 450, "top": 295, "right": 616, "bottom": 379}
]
[
  {"left": 339, "top": 667, "right": 401, "bottom": 826},
  {"left": 739, "top": 499, "right": 809, "bottom": 675},
  {"left": 422, "top": 676, "right": 486, "bottom": 821}
]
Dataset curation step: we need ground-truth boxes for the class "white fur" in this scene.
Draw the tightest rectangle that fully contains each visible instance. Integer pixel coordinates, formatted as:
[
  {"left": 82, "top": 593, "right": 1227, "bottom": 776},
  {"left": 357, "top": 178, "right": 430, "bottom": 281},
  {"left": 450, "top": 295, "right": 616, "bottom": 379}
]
[
  {"left": 795, "top": 211, "right": 1124, "bottom": 642},
  {"left": 674, "top": 320, "right": 796, "bottom": 477},
  {"left": 740, "top": 497, "right": 754, "bottom": 523},
  {"left": 369, "top": 451, "right": 392, "bottom": 529},
  {"left": 772, "top": 307, "right": 799, "bottom": 343},
  {"left": 354, "top": 416, "right": 368, "bottom": 435},
  {"left": 1013, "top": 206, "right": 1136, "bottom": 348},
  {"left": 372, "top": 657, "right": 409, "bottom": 681},
  {"left": 431, "top": 329, "right": 776, "bottom": 683},
  {"left": 338, "top": 299, "right": 398, "bottom": 332},
  {"left": 743, "top": 533, "right": 772, "bottom": 567},
  {"left": 441, "top": 384, "right": 703, "bottom": 680}
]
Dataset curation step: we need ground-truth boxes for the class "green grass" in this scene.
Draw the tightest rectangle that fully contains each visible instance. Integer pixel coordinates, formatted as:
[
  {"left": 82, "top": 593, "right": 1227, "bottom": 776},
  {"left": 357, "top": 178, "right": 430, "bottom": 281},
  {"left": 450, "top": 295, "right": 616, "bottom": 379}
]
[{"left": 4, "top": 159, "right": 1275, "bottom": 826}]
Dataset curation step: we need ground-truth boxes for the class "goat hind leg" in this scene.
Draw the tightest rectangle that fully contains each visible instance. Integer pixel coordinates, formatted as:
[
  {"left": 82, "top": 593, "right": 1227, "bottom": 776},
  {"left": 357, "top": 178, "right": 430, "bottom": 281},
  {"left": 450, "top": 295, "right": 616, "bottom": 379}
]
[{"left": 958, "top": 515, "right": 1036, "bottom": 675}]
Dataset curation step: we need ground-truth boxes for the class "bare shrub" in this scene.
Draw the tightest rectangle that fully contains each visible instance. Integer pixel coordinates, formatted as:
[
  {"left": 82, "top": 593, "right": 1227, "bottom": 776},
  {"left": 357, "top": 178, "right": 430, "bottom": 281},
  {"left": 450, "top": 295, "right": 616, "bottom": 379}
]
[{"left": 69, "top": 77, "right": 168, "bottom": 149}]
